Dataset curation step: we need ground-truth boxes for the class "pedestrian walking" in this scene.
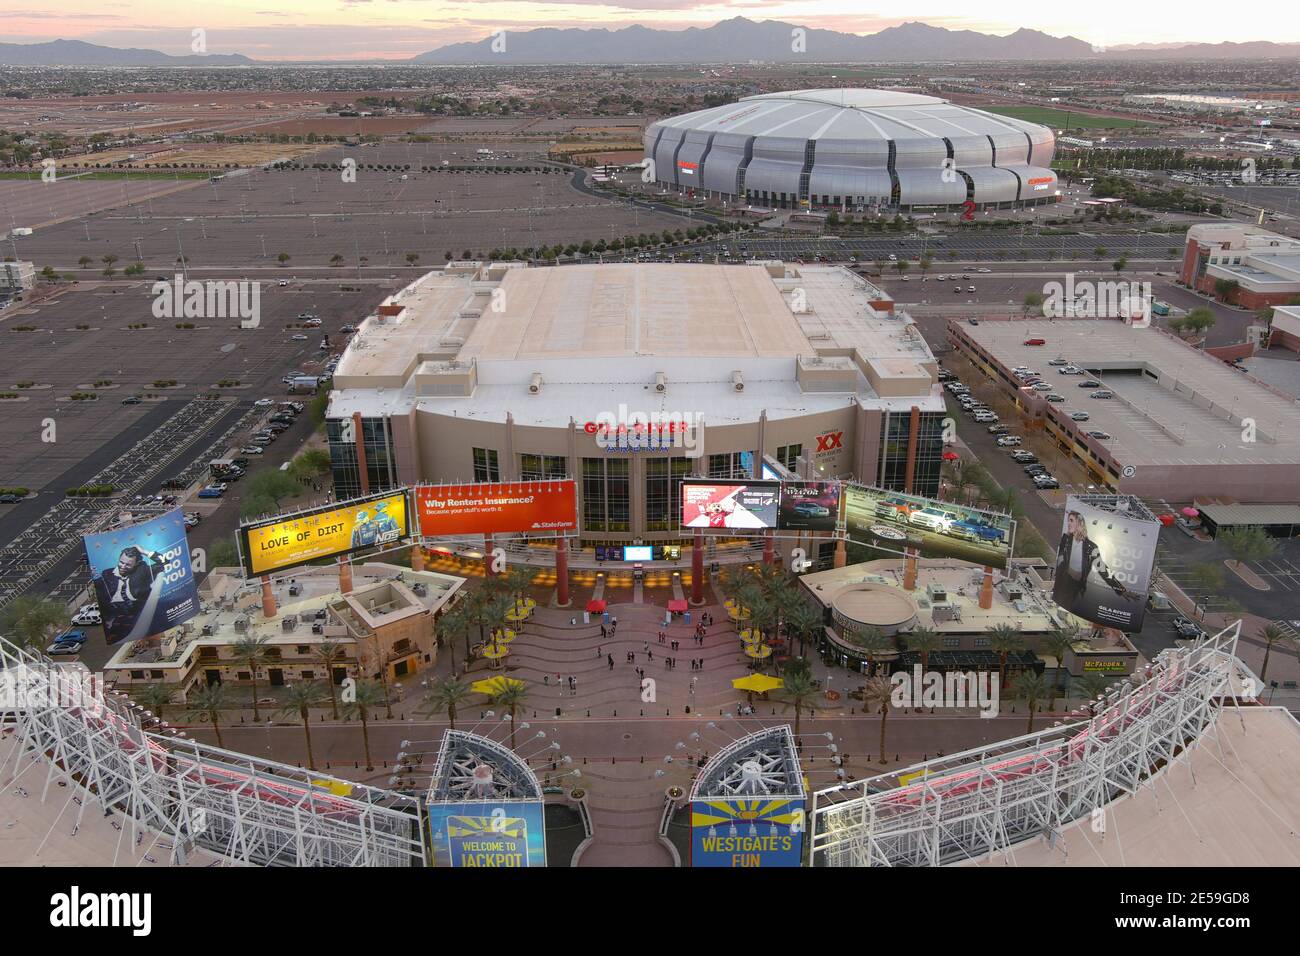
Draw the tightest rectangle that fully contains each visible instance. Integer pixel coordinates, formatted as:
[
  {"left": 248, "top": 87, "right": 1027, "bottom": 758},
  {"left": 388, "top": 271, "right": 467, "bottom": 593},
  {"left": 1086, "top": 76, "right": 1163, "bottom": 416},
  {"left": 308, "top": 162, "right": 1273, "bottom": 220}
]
[
  {"left": 647, "top": 649, "right": 653, "bottom": 660},
  {"left": 544, "top": 674, "right": 549, "bottom": 685},
  {"left": 601, "top": 624, "right": 607, "bottom": 639},
  {"left": 608, "top": 654, "right": 614, "bottom": 670},
  {"left": 643, "top": 641, "right": 649, "bottom": 653}
]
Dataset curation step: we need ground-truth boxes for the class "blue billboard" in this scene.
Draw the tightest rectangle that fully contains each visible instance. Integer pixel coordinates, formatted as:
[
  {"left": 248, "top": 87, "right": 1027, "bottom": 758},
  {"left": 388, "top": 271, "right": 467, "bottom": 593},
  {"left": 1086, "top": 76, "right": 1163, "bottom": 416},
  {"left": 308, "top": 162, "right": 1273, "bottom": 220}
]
[
  {"left": 84, "top": 509, "right": 201, "bottom": 644},
  {"left": 690, "top": 799, "right": 805, "bottom": 867},
  {"left": 427, "top": 800, "right": 547, "bottom": 867}
]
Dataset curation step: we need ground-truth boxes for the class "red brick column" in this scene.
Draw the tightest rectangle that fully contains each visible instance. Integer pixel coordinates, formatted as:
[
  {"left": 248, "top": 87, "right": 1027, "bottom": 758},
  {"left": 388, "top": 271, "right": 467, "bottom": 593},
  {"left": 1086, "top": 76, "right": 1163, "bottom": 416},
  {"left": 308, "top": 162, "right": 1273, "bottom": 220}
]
[
  {"left": 339, "top": 557, "right": 354, "bottom": 594},
  {"left": 555, "top": 536, "right": 571, "bottom": 608},
  {"left": 261, "top": 576, "right": 277, "bottom": 617},
  {"left": 691, "top": 530, "right": 705, "bottom": 606},
  {"left": 979, "top": 566, "right": 994, "bottom": 609}
]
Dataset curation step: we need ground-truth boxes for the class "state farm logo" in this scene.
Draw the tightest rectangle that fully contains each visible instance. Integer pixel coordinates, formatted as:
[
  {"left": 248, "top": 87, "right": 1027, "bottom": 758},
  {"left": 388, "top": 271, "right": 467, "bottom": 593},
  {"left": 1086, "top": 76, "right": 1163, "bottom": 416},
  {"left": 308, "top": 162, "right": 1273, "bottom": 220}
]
[
  {"left": 870, "top": 525, "right": 908, "bottom": 540},
  {"left": 814, "top": 431, "right": 843, "bottom": 454}
]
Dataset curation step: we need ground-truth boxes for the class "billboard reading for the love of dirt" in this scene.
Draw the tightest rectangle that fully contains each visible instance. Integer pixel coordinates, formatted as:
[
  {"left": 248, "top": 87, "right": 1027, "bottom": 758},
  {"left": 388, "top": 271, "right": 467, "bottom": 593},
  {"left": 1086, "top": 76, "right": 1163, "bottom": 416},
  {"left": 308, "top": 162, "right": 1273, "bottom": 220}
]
[{"left": 415, "top": 481, "right": 578, "bottom": 538}]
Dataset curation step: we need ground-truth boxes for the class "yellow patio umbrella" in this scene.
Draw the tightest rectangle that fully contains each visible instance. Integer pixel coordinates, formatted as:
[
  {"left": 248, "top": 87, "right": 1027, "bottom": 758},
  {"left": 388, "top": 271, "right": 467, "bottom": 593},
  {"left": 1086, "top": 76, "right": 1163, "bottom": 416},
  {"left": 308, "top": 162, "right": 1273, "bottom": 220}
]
[
  {"left": 738, "top": 627, "right": 763, "bottom": 644},
  {"left": 504, "top": 605, "right": 531, "bottom": 622},
  {"left": 728, "top": 606, "right": 752, "bottom": 622},
  {"left": 490, "top": 629, "right": 518, "bottom": 645},
  {"left": 471, "top": 676, "right": 526, "bottom": 696},
  {"left": 732, "top": 673, "right": 784, "bottom": 694},
  {"left": 743, "top": 643, "right": 773, "bottom": 660},
  {"left": 723, "top": 598, "right": 738, "bottom": 610},
  {"left": 480, "top": 643, "right": 510, "bottom": 660}
]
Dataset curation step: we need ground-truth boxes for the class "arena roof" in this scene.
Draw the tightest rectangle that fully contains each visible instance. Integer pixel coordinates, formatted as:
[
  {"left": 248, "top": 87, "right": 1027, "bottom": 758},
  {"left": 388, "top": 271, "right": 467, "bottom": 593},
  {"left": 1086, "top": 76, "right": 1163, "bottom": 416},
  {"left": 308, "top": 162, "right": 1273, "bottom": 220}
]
[
  {"left": 329, "top": 262, "right": 946, "bottom": 425},
  {"left": 650, "top": 87, "right": 1050, "bottom": 144}
]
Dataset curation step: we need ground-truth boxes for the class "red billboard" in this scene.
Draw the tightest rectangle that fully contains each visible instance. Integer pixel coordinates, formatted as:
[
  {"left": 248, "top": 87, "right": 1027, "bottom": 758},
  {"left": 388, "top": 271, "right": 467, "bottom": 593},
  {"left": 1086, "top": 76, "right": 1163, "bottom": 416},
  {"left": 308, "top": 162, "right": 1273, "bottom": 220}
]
[{"left": 415, "top": 481, "right": 577, "bottom": 537}]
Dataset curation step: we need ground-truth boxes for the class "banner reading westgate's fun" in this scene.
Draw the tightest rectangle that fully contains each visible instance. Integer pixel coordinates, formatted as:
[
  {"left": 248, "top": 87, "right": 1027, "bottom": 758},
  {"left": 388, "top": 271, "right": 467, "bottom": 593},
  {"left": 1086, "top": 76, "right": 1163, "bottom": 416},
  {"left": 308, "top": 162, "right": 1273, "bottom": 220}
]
[
  {"left": 239, "top": 490, "right": 409, "bottom": 577},
  {"left": 415, "top": 481, "right": 577, "bottom": 538},
  {"left": 84, "top": 509, "right": 201, "bottom": 644}
]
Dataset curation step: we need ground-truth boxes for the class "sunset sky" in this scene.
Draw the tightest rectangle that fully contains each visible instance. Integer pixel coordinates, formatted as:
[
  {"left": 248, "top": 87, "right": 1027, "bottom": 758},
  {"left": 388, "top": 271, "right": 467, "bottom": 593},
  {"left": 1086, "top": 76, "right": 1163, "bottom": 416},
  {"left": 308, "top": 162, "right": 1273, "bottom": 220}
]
[{"left": 2, "top": 0, "right": 1291, "bottom": 60}]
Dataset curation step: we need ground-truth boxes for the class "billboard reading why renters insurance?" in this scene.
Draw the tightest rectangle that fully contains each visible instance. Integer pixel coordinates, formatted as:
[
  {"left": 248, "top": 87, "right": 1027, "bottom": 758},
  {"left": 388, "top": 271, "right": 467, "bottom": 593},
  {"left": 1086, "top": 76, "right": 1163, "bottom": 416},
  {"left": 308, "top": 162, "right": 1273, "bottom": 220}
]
[
  {"left": 84, "top": 509, "right": 201, "bottom": 644},
  {"left": 239, "top": 490, "right": 409, "bottom": 577},
  {"left": 415, "top": 481, "right": 577, "bottom": 538},
  {"left": 681, "top": 481, "right": 780, "bottom": 530},
  {"left": 1052, "top": 496, "right": 1157, "bottom": 632}
]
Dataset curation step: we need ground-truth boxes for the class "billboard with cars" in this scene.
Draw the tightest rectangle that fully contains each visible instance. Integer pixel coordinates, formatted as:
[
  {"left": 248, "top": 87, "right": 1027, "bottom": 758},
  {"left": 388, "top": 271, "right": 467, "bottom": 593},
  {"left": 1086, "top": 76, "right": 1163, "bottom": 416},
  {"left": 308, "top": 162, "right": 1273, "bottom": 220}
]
[
  {"left": 84, "top": 509, "right": 201, "bottom": 644},
  {"left": 239, "top": 490, "right": 409, "bottom": 577},
  {"left": 776, "top": 481, "right": 841, "bottom": 532},
  {"left": 842, "top": 484, "right": 1014, "bottom": 566}
]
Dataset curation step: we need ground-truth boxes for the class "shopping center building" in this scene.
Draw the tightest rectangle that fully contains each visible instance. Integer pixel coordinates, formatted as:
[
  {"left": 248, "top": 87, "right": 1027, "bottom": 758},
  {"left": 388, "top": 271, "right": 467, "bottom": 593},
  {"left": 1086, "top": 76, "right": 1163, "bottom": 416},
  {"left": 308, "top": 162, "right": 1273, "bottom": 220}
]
[
  {"left": 1179, "top": 223, "right": 1300, "bottom": 309},
  {"left": 326, "top": 261, "right": 947, "bottom": 548}
]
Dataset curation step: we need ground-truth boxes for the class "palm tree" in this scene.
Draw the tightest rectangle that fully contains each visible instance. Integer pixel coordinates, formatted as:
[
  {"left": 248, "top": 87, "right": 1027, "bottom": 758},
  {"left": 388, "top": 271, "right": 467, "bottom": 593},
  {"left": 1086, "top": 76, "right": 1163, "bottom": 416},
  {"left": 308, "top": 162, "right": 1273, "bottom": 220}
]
[
  {"left": 1014, "top": 671, "right": 1050, "bottom": 733},
  {"left": 904, "top": 627, "right": 942, "bottom": 675},
  {"left": 501, "top": 564, "right": 535, "bottom": 616},
  {"left": 1072, "top": 673, "right": 1117, "bottom": 717},
  {"left": 781, "top": 667, "right": 818, "bottom": 744},
  {"left": 186, "top": 682, "right": 232, "bottom": 749},
  {"left": 860, "top": 675, "right": 894, "bottom": 763},
  {"left": 491, "top": 681, "right": 530, "bottom": 751},
  {"left": 986, "top": 623, "right": 1026, "bottom": 690},
  {"left": 846, "top": 626, "right": 892, "bottom": 675},
  {"left": 343, "top": 679, "right": 386, "bottom": 770},
  {"left": 232, "top": 635, "right": 270, "bottom": 722},
  {"left": 278, "top": 682, "right": 327, "bottom": 769},
  {"left": 133, "top": 682, "right": 173, "bottom": 722},
  {"left": 438, "top": 601, "right": 472, "bottom": 673},
  {"left": 313, "top": 640, "right": 344, "bottom": 719},
  {"left": 1256, "top": 623, "right": 1297, "bottom": 683},
  {"left": 784, "top": 602, "right": 823, "bottom": 658},
  {"left": 421, "top": 676, "right": 473, "bottom": 730},
  {"left": 0, "top": 596, "right": 67, "bottom": 651},
  {"left": 1042, "top": 621, "right": 1080, "bottom": 711}
]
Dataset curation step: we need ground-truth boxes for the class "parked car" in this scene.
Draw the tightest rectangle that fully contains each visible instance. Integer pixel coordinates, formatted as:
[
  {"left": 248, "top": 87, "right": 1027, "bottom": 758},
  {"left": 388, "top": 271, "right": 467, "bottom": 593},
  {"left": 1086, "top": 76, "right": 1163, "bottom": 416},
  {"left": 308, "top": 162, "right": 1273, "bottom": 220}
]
[
  {"left": 183, "top": 513, "right": 201, "bottom": 529},
  {"left": 1032, "top": 382, "right": 1053, "bottom": 391},
  {"left": 973, "top": 413, "right": 998, "bottom": 423},
  {"left": 250, "top": 436, "right": 273, "bottom": 445},
  {"left": 197, "top": 486, "right": 225, "bottom": 498},
  {"left": 291, "top": 333, "right": 309, "bottom": 341},
  {"left": 71, "top": 606, "right": 101, "bottom": 626},
  {"left": 1009, "top": 451, "right": 1038, "bottom": 463},
  {"left": 1032, "top": 475, "right": 1060, "bottom": 489},
  {"left": 1023, "top": 337, "right": 1046, "bottom": 346},
  {"left": 1079, "top": 380, "right": 1101, "bottom": 389},
  {"left": 278, "top": 279, "right": 289, "bottom": 287},
  {"left": 239, "top": 445, "right": 266, "bottom": 455},
  {"left": 996, "top": 435, "right": 1023, "bottom": 447},
  {"left": 254, "top": 398, "right": 275, "bottom": 407},
  {"left": 0, "top": 493, "right": 22, "bottom": 504},
  {"left": 1070, "top": 412, "right": 1091, "bottom": 422},
  {"left": 1089, "top": 431, "right": 1112, "bottom": 440},
  {"left": 1090, "top": 390, "right": 1114, "bottom": 400},
  {"left": 1048, "top": 358, "right": 1068, "bottom": 366},
  {"left": 122, "top": 396, "right": 142, "bottom": 405},
  {"left": 340, "top": 324, "right": 357, "bottom": 333},
  {"left": 1045, "top": 394, "right": 1065, "bottom": 403},
  {"left": 47, "top": 642, "right": 85, "bottom": 656}
]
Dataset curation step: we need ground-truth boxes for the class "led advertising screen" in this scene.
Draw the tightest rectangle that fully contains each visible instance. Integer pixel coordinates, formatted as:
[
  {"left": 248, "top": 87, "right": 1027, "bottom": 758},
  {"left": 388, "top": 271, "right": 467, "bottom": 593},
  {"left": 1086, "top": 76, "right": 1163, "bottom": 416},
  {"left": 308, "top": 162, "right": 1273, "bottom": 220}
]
[
  {"left": 239, "top": 490, "right": 409, "bottom": 577},
  {"left": 681, "top": 481, "right": 780, "bottom": 530},
  {"left": 690, "top": 799, "right": 804, "bottom": 867},
  {"left": 623, "top": 546, "right": 653, "bottom": 561},
  {"left": 426, "top": 801, "right": 547, "bottom": 868},
  {"left": 415, "top": 480, "right": 577, "bottom": 538},
  {"left": 1052, "top": 496, "right": 1158, "bottom": 632},
  {"left": 777, "top": 481, "right": 841, "bottom": 532},
  {"left": 843, "top": 484, "right": 1014, "bottom": 567},
  {"left": 84, "top": 509, "right": 201, "bottom": 644}
]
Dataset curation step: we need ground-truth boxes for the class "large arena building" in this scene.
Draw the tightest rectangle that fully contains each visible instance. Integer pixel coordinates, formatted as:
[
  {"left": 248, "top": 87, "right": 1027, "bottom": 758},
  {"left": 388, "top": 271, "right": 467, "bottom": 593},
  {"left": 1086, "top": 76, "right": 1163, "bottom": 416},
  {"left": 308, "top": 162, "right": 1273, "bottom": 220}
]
[
  {"left": 643, "top": 88, "right": 1060, "bottom": 212},
  {"left": 325, "top": 260, "right": 947, "bottom": 550}
]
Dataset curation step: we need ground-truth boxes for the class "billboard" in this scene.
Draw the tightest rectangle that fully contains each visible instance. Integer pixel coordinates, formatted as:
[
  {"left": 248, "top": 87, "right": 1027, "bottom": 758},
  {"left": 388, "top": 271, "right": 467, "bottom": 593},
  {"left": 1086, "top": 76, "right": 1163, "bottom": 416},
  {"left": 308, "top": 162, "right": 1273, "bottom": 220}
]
[
  {"left": 690, "top": 799, "right": 804, "bottom": 867},
  {"left": 415, "top": 481, "right": 577, "bottom": 538},
  {"left": 777, "top": 481, "right": 841, "bottom": 532},
  {"left": 843, "top": 484, "right": 1014, "bottom": 566},
  {"left": 239, "top": 490, "right": 409, "bottom": 577},
  {"left": 1052, "top": 496, "right": 1157, "bottom": 631},
  {"left": 681, "top": 481, "right": 779, "bottom": 530},
  {"left": 84, "top": 509, "right": 201, "bottom": 644},
  {"left": 426, "top": 801, "right": 547, "bottom": 867}
]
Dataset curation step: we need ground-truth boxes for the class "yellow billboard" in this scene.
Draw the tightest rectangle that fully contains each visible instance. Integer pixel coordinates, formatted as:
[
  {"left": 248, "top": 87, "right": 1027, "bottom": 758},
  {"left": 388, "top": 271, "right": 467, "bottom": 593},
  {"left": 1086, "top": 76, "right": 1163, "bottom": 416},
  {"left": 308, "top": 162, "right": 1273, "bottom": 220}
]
[{"left": 240, "top": 491, "right": 408, "bottom": 577}]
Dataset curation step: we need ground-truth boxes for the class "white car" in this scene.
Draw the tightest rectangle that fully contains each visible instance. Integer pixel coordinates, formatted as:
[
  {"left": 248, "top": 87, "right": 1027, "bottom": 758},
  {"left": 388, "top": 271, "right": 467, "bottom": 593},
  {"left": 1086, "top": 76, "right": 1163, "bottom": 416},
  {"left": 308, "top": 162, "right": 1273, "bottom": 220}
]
[
  {"left": 973, "top": 412, "right": 998, "bottom": 423},
  {"left": 291, "top": 334, "right": 308, "bottom": 341},
  {"left": 240, "top": 445, "right": 265, "bottom": 455},
  {"left": 996, "top": 435, "right": 1023, "bottom": 447},
  {"left": 277, "top": 279, "right": 289, "bottom": 287},
  {"left": 909, "top": 507, "right": 961, "bottom": 533},
  {"left": 254, "top": 398, "right": 274, "bottom": 407},
  {"left": 72, "top": 605, "right": 101, "bottom": 626}
]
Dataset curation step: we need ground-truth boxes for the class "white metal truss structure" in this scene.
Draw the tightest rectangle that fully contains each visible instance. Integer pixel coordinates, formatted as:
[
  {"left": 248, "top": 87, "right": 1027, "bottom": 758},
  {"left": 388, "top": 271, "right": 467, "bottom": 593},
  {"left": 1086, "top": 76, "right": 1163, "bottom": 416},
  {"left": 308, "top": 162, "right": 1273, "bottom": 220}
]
[
  {"left": 690, "top": 726, "right": 805, "bottom": 801},
  {"left": 428, "top": 730, "right": 543, "bottom": 804},
  {"left": 809, "top": 622, "right": 1242, "bottom": 867},
  {"left": 0, "top": 636, "right": 427, "bottom": 866}
]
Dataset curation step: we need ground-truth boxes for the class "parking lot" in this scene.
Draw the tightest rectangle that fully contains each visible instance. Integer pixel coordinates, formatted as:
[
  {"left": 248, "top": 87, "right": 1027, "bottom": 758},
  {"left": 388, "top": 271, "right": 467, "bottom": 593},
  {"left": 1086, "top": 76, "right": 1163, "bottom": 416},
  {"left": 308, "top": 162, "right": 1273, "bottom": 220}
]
[{"left": 8, "top": 145, "right": 684, "bottom": 274}]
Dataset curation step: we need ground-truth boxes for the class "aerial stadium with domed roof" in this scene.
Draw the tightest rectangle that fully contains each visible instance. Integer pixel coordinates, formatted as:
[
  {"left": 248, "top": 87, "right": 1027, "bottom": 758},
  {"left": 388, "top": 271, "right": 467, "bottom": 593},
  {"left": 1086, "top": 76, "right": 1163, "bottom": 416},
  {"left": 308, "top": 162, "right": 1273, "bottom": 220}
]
[{"left": 643, "top": 88, "right": 1060, "bottom": 212}]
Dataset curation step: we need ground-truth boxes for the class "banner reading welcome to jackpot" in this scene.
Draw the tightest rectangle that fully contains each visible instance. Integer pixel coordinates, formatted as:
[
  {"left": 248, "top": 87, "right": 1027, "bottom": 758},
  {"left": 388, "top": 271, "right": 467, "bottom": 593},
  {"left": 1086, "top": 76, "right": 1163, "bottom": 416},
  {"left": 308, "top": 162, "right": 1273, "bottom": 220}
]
[
  {"left": 239, "top": 490, "right": 409, "bottom": 577},
  {"left": 415, "top": 481, "right": 578, "bottom": 538}
]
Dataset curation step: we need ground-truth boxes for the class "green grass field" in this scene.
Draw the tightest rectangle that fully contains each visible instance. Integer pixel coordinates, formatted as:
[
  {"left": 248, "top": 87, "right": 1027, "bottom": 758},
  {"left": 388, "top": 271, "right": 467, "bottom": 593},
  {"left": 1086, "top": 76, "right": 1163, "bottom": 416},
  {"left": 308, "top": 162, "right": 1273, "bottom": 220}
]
[{"left": 982, "top": 106, "right": 1155, "bottom": 129}]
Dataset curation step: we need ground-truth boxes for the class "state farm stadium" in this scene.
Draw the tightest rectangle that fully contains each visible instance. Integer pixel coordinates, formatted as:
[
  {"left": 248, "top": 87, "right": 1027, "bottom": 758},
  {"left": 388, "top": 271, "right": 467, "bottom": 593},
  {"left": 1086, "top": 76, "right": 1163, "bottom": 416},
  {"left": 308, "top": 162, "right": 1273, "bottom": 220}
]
[
  {"left": 643, "top": 89, "right": 1060, "bottom": 212},
  {"left": 325, "top": 260, "right": 946, "bottom": 553}
]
